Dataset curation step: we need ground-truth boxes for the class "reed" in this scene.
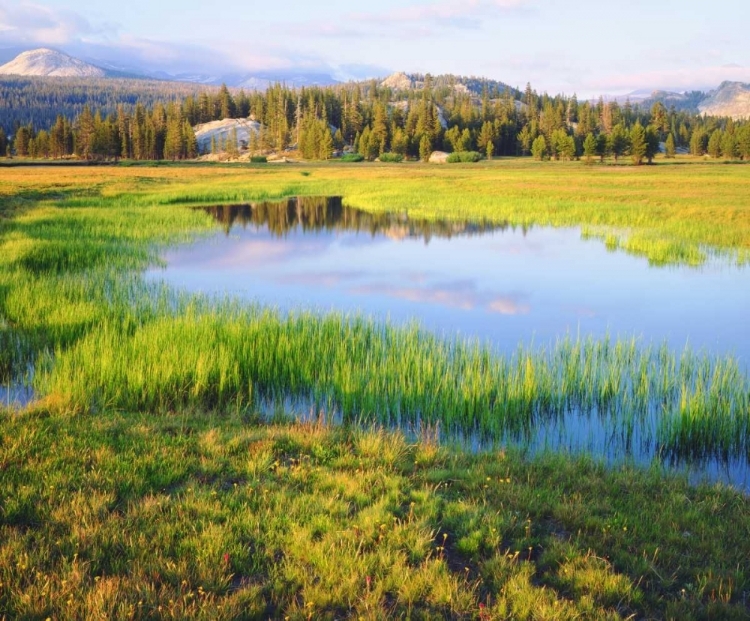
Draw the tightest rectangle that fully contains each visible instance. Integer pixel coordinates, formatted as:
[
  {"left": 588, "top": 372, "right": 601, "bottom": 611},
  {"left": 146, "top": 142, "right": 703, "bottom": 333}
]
[{"left": 0, "top": 161, "right": 748, "bottom": 463}]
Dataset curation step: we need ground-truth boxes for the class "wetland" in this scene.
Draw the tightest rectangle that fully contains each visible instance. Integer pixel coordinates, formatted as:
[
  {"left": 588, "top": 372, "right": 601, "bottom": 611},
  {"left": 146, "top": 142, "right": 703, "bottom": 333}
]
[{"left": 2, "top": 161, "right": 750, "bottom": 619}]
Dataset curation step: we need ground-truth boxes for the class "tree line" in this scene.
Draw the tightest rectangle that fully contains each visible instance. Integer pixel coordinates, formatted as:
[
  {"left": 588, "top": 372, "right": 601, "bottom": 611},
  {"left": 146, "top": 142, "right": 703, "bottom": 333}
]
[{"left": 2, "top": 76, "right": 749, "bottom": 163}]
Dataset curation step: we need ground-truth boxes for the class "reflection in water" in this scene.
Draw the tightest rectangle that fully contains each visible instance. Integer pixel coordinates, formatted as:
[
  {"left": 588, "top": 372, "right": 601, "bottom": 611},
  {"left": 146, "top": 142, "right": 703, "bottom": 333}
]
[
  {"left": 0, "top": 381, "right": 34, "bottom": 409},
  {"left": 202, "top": 196, "right": 509, "bottom": 242},
  {"left": 147, "top": 197, "right": 750, "bottom": 491}
]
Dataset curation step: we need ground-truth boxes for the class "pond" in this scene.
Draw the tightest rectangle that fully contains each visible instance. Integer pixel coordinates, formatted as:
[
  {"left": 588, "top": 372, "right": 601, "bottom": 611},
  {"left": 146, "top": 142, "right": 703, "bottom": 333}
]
[
  {"left": 145, "top": 196, "right": 750, "bottom": 489},
  {"left": 147, "top": 197, "right": 750, "bottom": 362}
]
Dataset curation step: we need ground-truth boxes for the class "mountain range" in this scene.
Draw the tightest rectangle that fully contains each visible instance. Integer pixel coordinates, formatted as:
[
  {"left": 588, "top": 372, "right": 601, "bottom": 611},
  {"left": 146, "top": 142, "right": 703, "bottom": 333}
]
[
  {"left": 0, "top": 47, "right": 341, "bottom": 89},
  {"left": 1, "top": 48, "right": 749, "bottom": 120}
]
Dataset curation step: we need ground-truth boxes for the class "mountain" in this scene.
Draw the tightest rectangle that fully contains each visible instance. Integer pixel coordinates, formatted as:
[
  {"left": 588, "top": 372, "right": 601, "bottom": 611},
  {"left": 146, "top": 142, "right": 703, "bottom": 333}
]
[
  {"left": 636, "top": 90, "right": 708, "bottom": 113},
  {"left": 0, "top": 48, "right": 108, "bottom": 78},
  {"left": 698, "top": 81, "right": 750, "bottom": 120},
  {"left": 142, "top": 69, "right": 340, "bottom": 89}
]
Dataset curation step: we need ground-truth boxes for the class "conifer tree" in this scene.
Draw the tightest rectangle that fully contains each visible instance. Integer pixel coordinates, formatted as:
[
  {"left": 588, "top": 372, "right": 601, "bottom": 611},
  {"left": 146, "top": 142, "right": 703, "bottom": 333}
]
[
  {"left": 645, "top": 125, "right": 660, "bottom": 164},
  {"left": 596, "top": 133, "right": 608, "bottom": 162},
  {"left": 609, "top": 123, "right": 629, "bottom": 162},
  {"left": 583, "top": 133, "right": 597, "bottom": 163},
  {"left": 721, "top": 131, "right": 737, "bottom": 159},
  {"left": 419, "top": 134, "right": 431, "bottom": 162},
  {"left": 737, "top": 126, "right": 750, "bottom": 160},
  {"left": 531, "top": 135, "right": 547, "bottom": 161},
  {"left": 690, "top": 129, "right": 707, "bottom": 156},
  {"left": 630, "top": 122, "right": 646, "bottom": 165},
  {"left": 665, "top": 133, "right": 676, "bottom": 158},
  {"left": 707, "top": 129, "right": 722, "bottom": 158}
]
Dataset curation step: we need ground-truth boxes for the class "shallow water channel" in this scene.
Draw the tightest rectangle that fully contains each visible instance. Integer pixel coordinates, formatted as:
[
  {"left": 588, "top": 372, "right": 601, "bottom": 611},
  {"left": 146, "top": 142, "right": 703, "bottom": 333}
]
[{"left": 146, "top": 196, "right": 750, "bottom": 489}]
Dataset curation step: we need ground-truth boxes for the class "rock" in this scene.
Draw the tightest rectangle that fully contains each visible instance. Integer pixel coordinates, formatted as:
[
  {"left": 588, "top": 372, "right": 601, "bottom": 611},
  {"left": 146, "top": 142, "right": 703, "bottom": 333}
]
[
  {"left": 193, "top": 118, "right": 261, "bottom": 154},
  {"left": 381, "top": 72, "right": 414, "bottom": 90},
  {"left": 698, "top": 81, "right": 750, "bottom": 120},
  {"left": 429, "top": 151, "right": 450, "bottom": 164}
]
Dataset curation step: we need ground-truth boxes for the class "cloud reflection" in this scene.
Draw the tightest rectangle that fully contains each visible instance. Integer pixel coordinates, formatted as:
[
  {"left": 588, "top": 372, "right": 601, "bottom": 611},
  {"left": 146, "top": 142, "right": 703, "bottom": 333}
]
[
  {"left": 350, "top": 279, "right": 531, "bottom": 315},
  {"left": 163, "top": 238, "right": 329, "bottom": 269}
]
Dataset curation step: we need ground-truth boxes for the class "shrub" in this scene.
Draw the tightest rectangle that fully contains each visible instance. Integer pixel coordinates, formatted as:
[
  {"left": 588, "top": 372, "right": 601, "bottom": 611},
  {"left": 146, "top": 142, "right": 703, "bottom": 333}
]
[
  {"left": 446, "top": 151, "right": 482, "bottom": 163},
  {"left": 378, "top": 152, "right": 404, "bottom": 163},
  {"left": 250, "top": 156, "right": 267, "bottom": 163},
  {"left": 340, "top": 153, "right": 365, "bottom": 162}
]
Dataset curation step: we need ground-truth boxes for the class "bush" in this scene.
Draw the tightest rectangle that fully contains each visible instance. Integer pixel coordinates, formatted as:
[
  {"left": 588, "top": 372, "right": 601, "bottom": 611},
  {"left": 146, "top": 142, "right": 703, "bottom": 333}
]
[
  {"left": 378, "top": 152, "right": 404, "bottom": 163},
  {"left": 340, "top": 153, "right": 365, "bottom": 162},
  {"left": 250, "top": 156, "right": 267, "bottom": 163},
  {"left": 446, "top": 151, "right": 482, "bottom": 163}
]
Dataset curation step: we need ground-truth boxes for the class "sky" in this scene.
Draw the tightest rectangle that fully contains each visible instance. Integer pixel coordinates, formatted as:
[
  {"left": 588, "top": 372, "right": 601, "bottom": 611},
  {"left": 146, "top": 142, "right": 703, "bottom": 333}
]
[{"left": 1, "top": 0, "right": 749, "bottom": 96}]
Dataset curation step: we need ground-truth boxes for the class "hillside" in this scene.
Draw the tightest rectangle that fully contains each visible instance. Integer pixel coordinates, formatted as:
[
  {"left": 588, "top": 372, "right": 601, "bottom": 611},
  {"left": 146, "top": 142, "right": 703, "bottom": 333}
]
[
  {"left": 699, "top": 81, "right": 750, "bottom": 119},
  {"left": 0, "top": 76, "right": 212, "bottom": 134},
  {"left": 379, "top": 71, "right": 520, "bottom": 99},
  {"left": 0, "top": 48, "right": 107, "bottom": 78}
]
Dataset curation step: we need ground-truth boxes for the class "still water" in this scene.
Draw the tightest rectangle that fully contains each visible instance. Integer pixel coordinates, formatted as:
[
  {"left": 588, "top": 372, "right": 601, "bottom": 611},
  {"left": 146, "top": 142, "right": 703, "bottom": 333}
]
[
  {"left": 147, "top": 197, "right": 750, "bottom": 362},
  {"left": 145, "top": 197, "right": 750, "bottom": 490}
]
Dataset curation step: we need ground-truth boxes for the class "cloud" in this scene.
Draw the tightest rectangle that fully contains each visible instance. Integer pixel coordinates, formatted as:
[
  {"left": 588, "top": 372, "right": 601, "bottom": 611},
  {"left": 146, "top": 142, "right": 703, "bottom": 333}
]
[
  {"left": 350, "top": 279, "right": 531, "bottom": 315},
  {"left": 0, "top": 1, "right": 114, "bottom": 45},
  {"left": 163, "top": 238, "right": 331, "bottom": 270},
  {"left": 584, "top": 65, "right": 750, "bottom": 96},
  {"left": 487, "top": 298, "right": 530, "bottom": 316},
  {"left": 0, "top": 1, "right": 316, "bottom": 75},
  {"left": 292, "top": 0, "right": 532, "bottom": 39},
  {"left": 350, "top": 282, "right": 477, "bottom": 310}
]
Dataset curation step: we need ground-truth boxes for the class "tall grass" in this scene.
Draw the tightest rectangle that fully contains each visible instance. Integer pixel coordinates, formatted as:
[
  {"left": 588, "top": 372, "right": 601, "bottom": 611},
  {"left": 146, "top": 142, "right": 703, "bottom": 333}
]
[
  {"left": 1, "top": 161, "right": 749, "bottom": 465},
  {"left": 39, "top": 303, "right": 750, "bottom": 460}
]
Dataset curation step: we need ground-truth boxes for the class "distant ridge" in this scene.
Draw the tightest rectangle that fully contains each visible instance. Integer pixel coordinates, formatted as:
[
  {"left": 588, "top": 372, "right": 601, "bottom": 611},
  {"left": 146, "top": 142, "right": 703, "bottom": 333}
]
[
  {"left": 699, "top": 81, "right": 750, "bottom": 120},
  {"left": 0, "top": 48, "right": 107, "bottom": 78}
]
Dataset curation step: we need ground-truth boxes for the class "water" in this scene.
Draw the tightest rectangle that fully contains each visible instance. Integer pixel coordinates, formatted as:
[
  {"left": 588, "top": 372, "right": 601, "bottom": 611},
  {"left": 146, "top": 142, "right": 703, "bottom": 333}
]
[
  {"left": 145, "top": 197, "right": 750, "bottom": 490},
  {"left": 146, "top": 197, "right": 750, "bottom": 362},
  {"left": 0, "top": 381, "right": 34, "bottom": 409}
]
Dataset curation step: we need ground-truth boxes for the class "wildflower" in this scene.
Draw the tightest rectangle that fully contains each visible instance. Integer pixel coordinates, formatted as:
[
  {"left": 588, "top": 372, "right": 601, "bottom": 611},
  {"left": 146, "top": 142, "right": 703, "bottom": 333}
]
[{"left": 223, "top": 553, "right": 230, "bottom": 565}]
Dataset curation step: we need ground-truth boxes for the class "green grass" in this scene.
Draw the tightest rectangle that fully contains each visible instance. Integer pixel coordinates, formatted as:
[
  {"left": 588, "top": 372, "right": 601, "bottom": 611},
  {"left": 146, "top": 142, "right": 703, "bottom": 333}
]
[
  {"left": 1, "top": 159, "right": 749, "bottom": 618},
  {"left": 1, "top": 409, "right": 749, "bottom": 620}
]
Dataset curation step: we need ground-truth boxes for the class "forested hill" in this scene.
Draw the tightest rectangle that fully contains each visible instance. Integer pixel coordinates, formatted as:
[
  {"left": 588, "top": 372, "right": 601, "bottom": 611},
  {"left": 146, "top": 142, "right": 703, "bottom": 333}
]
[
  {"left": 2, "top": 74, "right": 749, "bottom": 164},
  {"left": 0, "top": 76, "right": 212, "bottom": 134}
]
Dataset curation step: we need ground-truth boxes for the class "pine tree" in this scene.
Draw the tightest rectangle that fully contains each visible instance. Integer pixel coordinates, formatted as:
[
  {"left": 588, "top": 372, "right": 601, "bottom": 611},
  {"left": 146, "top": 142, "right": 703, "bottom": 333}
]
[
  {"left": 609, "top": 123, "right": 629, "bottom": 162},
  {"left": 517, "top": 124, "right": 533, "bottom": 156},
  {"left": 183, "top": 121, "right": 198, "bottom": 159},
  {"left": 317, "top": 122, "right": 333, "bottom": 160},
  {"left": 630, "top": 122, "right": 646, "bottom": 165},
  {"left": 583, "top": 133, "right": 597, "bottom": 163},
  {"left": 721, "top": 131, "right": 737, "bottom": 159},
  {"left": 531, "top": 135, "right": 547, "bottom": 161},
  {"left": 690, "top": 129, "right": 707, "bottom": 156},
  {"left": 419, "top": 134, "right": 432, "bottom": 162},
  {"left": 737, "top": 126, "right": 750, "bottom": 160},
  {"left": 645, "top": 125, "right": 660, "bottom": 164},
  {"left": 665, "top": 133, "right": 676, "bottom": 158},
  {"left": 707, "top": 129, "right": 722, "bottom": 158},
  {"left": 596, "top": 134, "right": 608, "bottom": 162}
]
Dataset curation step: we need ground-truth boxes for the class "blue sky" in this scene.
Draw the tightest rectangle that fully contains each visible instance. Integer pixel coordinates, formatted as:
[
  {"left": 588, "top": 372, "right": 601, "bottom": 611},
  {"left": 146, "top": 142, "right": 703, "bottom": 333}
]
[{"left": 1, "top": 0, "right": 749, "bottom": 96}]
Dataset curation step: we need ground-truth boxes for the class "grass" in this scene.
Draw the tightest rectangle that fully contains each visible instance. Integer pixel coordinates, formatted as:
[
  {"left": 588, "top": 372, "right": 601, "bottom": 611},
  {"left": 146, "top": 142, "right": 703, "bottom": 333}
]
[
  {"left": 1, "top": 408, "right": 749, "bottom": 620},
  {"left": 1, "top": 158, "right": 749, "bottom": 618}
]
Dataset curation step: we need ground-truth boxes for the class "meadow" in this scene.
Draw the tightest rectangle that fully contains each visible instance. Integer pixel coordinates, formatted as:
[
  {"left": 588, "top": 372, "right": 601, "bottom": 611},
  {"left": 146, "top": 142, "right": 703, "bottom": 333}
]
[{"left": 1, "top": 158, "right": 750, "bottom": 618}]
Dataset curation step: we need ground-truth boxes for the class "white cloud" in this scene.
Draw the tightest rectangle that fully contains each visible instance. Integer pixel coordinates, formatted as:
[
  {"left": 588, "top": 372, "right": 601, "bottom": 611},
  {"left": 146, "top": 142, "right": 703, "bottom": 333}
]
[
  {"left": 584, "top": 65, "right": 750, "bottom": 95},
  {"left": 0, "top": 1, "right": 113, "bottom": 45},
  {"left": 293, "top": 0, "right": 532, "bottom": 39}
]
